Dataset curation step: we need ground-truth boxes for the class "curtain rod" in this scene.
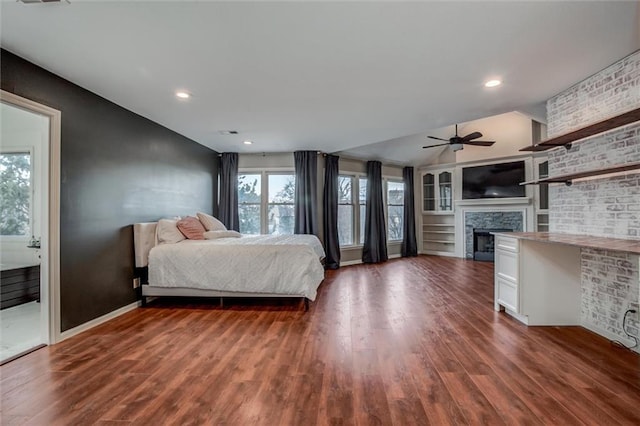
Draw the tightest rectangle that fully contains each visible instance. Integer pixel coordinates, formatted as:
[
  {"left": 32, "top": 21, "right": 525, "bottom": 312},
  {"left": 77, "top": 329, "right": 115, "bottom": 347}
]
[{"left": 218, "top": 151, "right": 325, "bottom": 157}]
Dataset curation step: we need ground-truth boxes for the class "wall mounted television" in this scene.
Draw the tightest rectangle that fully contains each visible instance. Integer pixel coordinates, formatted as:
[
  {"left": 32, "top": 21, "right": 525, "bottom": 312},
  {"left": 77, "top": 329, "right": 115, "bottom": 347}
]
[{"left": 462, "top": 160, "right": 526, "bottom": 199}]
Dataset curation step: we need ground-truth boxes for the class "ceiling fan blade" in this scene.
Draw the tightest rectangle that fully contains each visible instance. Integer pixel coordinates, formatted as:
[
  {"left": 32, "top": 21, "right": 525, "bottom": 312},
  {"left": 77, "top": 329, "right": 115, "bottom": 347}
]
[
  {"left": 427, "top": 136, "right": 449, "bottom": 141},
  {"left": 461, "top": 131, "right": 483, "bottom": 141},
  {"left": 423, "top": 143, "right": 451, "bottom": 149},
  {"left": 463, "top": 140, "right": 495, "bottom": 147}
]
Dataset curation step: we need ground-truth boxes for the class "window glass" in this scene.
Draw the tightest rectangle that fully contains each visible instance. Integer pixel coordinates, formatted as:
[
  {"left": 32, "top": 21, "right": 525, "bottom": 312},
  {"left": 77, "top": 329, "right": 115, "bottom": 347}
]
[
  {"left": 0, "top": 152, "right": 31, "bottom": 236},
  {"left": 387, "top": 181, "right": 404, "bottom": 241},
  {"left": 267, "top": 174, "right": 295, "bottom": 235},
  {"left": 539, "top": 161, "right": 549, "bottom": 210},
  {"left": 337, "top": 176, "right": 354, "bottom": 245},
  {"left": 237, "top": 173, "right": 261, "bottom": 234},
  {"left": 359, "top": 178, "right": 367, "bottom": 244}
]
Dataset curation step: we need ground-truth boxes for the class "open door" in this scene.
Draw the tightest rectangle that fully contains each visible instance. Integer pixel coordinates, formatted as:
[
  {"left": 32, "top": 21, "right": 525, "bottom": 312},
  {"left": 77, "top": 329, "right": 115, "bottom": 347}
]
[{"left": 1, "top": 91, "right": 61, "bottom": 363}]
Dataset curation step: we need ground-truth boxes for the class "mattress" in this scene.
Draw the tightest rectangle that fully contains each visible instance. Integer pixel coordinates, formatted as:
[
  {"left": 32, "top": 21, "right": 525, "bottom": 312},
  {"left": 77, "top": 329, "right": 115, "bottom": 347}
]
[{"left": 148, "top": 234, "right": 326, "bottom": 300}]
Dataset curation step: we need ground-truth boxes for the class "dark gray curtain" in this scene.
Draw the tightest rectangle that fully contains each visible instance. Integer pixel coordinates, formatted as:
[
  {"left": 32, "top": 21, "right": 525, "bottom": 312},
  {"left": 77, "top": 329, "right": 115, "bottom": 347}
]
[
  {"left": 401, "top": 166, "right": 418, "bottom": 257},
  {"left": 323, "top": 154, "right": 340, "bottom": 269},
  {"left": 363, "top": 160, "right": 388, "bottom": 263},
  {"left": 294, "top": 151, "right": 318, "bottom": 235},
  {"left": 219, "top": 152, "right": 239, "bottom": 231}
]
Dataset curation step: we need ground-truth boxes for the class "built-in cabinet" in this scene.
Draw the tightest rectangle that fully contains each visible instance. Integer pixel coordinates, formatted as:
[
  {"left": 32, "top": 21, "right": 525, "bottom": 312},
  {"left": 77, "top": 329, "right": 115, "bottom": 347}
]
[
  {"left": 494, "top": 233, "right": 582, "bottom": 325},
  {"left": 422, "top": 168, "right": 455, "bottom": 256},
  {"left": 422, "top": 170, "right": 453, "bottom": 212},
  {"left": 422, "top": 215, "right": 455, "bottom": 256},
  {"left": 535, "top": 158, "right": 549, "bottom": 231}
]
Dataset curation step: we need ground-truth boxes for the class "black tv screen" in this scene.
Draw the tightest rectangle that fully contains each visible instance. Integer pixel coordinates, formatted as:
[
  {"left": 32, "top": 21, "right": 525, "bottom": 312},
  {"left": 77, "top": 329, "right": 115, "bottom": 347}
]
[{"left": 462, "top": 161, "right": 526, "bottom": 199}]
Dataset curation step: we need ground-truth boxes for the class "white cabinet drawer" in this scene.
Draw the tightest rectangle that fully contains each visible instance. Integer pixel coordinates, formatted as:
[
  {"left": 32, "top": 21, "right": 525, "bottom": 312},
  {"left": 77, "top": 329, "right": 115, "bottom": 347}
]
[
  {"left": 495, "top": 249, "right": 518, "bottom": 283},
  {"left": 495, "top": 235, "right": 519, "bottom": 253},
  {"left": 497, "top": 276, "right": 518, "bottom": 312}
]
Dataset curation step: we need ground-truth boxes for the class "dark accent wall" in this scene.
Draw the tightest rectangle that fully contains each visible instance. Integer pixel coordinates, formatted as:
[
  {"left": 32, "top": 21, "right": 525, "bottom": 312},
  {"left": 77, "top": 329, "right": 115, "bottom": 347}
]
[{"left": 1, "top": 49, "right": 219, "bottom": 331}]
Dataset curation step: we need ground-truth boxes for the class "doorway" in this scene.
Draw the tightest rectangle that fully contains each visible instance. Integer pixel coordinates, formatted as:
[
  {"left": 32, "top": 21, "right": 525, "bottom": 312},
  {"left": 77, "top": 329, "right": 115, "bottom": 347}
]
[{"left": 0, "top": 91, "right": 61, "bottom": 363}]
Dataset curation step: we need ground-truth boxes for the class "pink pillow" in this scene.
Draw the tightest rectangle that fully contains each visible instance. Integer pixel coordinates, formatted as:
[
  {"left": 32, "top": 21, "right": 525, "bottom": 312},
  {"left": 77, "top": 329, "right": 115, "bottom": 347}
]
[{"left": 176, "top": 216, "right": 206, "bottom": 240}]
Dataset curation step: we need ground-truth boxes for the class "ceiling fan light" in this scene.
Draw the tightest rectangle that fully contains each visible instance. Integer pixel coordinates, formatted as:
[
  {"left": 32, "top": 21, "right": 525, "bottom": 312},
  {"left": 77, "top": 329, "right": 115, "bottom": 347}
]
[{"left": 451, "top": 143, "right": 464, "bottom": 151}]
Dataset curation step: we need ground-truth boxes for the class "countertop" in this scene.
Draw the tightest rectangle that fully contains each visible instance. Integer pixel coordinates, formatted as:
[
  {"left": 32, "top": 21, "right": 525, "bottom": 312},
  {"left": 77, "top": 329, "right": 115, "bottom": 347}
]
[{"left": 491, "top": 232, "right": 640, "bottom": 255}]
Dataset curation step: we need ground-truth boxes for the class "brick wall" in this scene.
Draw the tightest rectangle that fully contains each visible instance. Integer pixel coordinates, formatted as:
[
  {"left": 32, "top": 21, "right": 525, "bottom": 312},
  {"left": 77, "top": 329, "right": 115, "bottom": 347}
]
[
  {"left": 547, "top": 50, "right": 640, "bottom": 346},
  {"left": 581, "top": 249, "right": 639, "bottom": 341}
]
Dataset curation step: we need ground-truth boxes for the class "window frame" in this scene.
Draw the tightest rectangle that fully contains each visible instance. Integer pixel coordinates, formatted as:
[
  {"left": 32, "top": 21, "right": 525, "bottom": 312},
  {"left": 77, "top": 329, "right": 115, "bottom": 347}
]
[
  {"left": 266, "top": 172, "right": 296, "bottom": 235},
  {"left": 335, "top": 173, "right": 367, "bottom": 248},
  {"left": 238, "top": 168, "right": 296, "bottom": 235},
  {"left": 237, "top": 172, "right": 263, "bottom": 235},
  {"left": 0, "top": 147, "right": 34, "bottom": 240},
  {"left": 337, "top": 174, "right": 355, "bottom": 247},
  {"left": 385, "top": 178, "right": 405, "bottom": 243}
]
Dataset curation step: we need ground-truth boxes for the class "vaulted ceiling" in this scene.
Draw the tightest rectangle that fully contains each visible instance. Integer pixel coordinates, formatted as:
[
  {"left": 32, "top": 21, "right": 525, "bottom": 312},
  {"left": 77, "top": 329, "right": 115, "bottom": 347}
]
[{"left": 2, "top": 1, "right": 638, "bottom": 164}]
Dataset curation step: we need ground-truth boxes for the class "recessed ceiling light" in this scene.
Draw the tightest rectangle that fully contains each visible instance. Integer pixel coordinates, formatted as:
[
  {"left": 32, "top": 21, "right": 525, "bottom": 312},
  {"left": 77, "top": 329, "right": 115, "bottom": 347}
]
[
  {"left": 175, "top": 91, "right": 191, "bottom": 99},
  {"left": 218, "top": 130, "right": 238, "bottom": 135},
  {"left": 243, "top": 140, "right": 253, "bottom": 145},
  {"left": 484, "top": 79, "right": 502, "bottom": 88}
]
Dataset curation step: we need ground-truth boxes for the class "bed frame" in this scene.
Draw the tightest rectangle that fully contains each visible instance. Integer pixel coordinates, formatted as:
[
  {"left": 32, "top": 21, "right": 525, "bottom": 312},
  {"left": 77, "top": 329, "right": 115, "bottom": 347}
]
[{"left": 133, "top": 222, "right": 311, "bottom": 310}]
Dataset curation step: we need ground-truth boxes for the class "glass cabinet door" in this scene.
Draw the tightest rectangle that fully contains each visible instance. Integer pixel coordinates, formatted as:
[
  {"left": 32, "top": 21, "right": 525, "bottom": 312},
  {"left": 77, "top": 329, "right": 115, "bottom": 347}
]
[
  {"left": 423, "top": 173, "right": 435, "bottom": 211},
  {"left": 538, "top": 161, "right": 549, "bottom": 210},
  {"left": 438, "top": 171, "right": 452, "bottom": 211}
]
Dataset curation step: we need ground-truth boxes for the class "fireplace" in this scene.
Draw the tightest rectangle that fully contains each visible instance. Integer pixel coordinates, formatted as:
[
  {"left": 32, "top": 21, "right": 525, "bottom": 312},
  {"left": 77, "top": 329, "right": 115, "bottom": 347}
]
[
  {"left": 462, "top": 210, "right": 524, "bottom": 259},
  {"left": 473, "top": 228, "right": 512, "bottom": 261}
]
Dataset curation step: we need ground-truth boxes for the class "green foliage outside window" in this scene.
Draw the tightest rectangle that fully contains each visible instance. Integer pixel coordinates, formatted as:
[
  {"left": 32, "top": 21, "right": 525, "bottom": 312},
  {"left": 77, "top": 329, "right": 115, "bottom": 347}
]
[{"left": 0, "top": 153, "right": 31, "bottom": 236}]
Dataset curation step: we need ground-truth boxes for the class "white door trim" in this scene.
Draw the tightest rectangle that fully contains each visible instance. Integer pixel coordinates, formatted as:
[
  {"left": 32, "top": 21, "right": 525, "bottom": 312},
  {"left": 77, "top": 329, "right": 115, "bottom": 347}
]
[{"left": 1, "top": 90, "right": 62, "bottom": 344}]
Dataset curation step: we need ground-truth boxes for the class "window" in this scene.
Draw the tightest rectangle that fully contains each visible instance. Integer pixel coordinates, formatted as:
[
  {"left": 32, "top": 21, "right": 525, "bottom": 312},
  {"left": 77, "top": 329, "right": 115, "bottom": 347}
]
[
  {"left": 237, "top": 171, "right": 296, "bottom": 235},
  {"left": 0, "top": 152, "right": 31, "bottom": 236},
  {"left": 268, "top": 174, "right": 295, "bottom": 235},
  {"left": 387, "top": 180, "right": 404, "bottom": 241},
  {"left": 238, "top": 173, "right": 261, "bottom": 234},
  {"left": 337, "top": 175, "right": 354, "bottom": 245},
  {"left": 359, "top": 177, "right": 367, "bottom": 244}
]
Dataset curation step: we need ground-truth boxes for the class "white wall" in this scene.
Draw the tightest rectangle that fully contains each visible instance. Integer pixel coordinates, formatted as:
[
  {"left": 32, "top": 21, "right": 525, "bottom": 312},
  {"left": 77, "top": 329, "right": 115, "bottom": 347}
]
[{"left": 1, "top": 103, "right": 48, "bottom": 267}]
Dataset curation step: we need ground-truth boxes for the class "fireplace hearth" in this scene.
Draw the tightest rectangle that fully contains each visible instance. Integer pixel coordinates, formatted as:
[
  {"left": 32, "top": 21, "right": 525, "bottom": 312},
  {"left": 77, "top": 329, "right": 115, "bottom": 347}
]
[{"left": 473, "top": 228, "right": 512, "bottom": 261}]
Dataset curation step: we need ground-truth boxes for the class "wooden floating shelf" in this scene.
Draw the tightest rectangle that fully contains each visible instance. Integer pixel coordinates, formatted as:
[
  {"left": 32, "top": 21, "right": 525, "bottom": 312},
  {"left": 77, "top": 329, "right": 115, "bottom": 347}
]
[
  {"left": 521, "top": 162, "right": 640, "bottom": 186},
  {"left": 519, "top": 107, "right": 640, "bottom": 152}
]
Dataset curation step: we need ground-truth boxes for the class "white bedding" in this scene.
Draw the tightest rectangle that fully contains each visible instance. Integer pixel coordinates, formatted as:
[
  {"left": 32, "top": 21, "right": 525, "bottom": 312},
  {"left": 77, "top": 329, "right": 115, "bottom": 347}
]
[{"left": 148, "top": 234, "right": 326, "bottom": 301}]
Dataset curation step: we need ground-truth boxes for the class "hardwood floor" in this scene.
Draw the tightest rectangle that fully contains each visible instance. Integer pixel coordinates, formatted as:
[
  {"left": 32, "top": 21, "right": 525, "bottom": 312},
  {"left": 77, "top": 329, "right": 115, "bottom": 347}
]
[{"left": 2, "top": 255, "right": 639, "bottom": 425}]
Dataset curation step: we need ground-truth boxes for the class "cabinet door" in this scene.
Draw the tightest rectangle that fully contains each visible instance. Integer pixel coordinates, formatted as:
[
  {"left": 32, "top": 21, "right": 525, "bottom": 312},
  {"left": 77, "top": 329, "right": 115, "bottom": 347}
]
[
  {"left": 423, "top": 173, "right": 435, "bottom": 211},
  {"left": 496, "top": 275, "right": 518, "bottom": 312},
  {"left": 495, "top": 248, "right": 519, "bottom": 312},
  {"left": 438, "top": 171, "right": 452, "bottom": 211}
]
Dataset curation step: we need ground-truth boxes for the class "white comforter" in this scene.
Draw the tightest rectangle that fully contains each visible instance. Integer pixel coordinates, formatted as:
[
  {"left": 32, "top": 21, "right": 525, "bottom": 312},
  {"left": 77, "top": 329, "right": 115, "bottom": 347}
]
[{"left": 148, "top": 234, "right": 326, "bottom": 300}]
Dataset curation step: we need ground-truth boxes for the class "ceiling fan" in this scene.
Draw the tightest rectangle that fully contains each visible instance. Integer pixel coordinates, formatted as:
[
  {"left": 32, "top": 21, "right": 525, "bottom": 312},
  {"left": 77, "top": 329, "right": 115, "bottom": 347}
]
[{"left": 423, "top": 124, "right": 495, "bottom": 151}]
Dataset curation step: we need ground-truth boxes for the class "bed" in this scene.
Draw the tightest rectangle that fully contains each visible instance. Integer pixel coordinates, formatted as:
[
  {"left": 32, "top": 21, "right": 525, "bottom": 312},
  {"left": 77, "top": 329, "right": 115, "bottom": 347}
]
[{"left": 133, "top": 222, "right": 325, "bottom": 309}]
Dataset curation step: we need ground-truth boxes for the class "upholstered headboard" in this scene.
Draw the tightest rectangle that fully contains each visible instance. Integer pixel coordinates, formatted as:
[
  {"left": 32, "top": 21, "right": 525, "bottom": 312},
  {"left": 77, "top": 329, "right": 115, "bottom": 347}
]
[{"left": 133, "top": 222, "right": 157, "bottom": 268}]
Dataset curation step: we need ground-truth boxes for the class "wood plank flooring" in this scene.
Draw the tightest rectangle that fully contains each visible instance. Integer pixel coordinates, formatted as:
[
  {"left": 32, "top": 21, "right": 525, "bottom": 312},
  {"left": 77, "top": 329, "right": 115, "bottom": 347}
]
[{"left": 2, "top": 255, "right": 639, "bottom": 425}]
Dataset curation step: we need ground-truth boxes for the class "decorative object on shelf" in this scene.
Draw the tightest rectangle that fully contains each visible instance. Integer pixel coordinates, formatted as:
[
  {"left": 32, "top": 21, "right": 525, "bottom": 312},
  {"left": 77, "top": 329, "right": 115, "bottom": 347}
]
[
  {"left": 424, "top": 124, "right": 495, "bottom": 152},
  {"left": 521, "top": 162, "right": 640, "bottom": 186},
  {"left": 519, "top": 107, "right": 640, "bottom": 152}
]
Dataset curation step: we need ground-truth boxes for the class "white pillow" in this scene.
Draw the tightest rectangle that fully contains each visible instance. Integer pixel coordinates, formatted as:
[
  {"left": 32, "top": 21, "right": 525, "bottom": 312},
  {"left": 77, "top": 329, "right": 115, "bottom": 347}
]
[
  {"left": 156, "top": 219, "right": 186, "bottom": 244},
  {"left": 197, "top": 212, "right": 227, "bottom": 231},
  {"left": 204, "top": 230, "right": 241, "bottom": 239}
]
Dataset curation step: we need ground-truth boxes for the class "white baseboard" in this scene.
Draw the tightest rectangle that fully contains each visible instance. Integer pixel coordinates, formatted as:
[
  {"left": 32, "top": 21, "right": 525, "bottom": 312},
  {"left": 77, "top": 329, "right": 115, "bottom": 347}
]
[
  {"left": 341, "top": 253, "right": 402, "bottom": 267},
  {"left": 58, "top": 301, "right": 140, "bottom": 342},
  {"left": 581, "top": 321, "right": 639, "bottom": 354}
]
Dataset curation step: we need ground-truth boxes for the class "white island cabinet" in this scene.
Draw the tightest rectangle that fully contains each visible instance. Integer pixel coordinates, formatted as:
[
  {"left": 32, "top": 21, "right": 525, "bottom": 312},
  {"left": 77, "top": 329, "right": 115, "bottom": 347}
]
[{"left": 493, "top": 233, "right": 581, "bottom": 326}]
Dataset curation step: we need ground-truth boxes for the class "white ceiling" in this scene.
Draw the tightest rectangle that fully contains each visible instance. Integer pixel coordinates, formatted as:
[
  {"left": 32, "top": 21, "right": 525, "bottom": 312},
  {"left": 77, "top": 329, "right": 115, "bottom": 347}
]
[{"left": 1, "top": 1, "right": 639, "bottom": 165}]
